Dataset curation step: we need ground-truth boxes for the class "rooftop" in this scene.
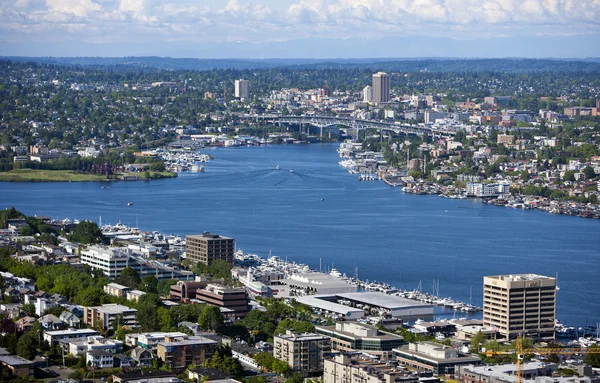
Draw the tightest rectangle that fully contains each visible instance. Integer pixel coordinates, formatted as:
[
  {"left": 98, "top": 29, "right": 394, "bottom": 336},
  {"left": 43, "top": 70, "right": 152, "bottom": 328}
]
[
  {"left": 187, "top": 233, "right": 233, "bottom": 240},
  {"left": 92, "top": 304, "right": 137, "bottom": 314},
  {"left": 158, "top": 336, "right": 217, "bottom": 347},
  {"left": 487, "top": 274, "right": 554, "bottom": 282},
  {"left": 45, "top": 328, "right": 100, "bottom": 337},
  {"left": 296, "top": 295, "right": 364, "bottom": 316},
  {"left": 0, "top": 355, "right": 33, "bottom": 366},
  {"left": 337, "top": 292, "right": 434, "bottom": 310}
]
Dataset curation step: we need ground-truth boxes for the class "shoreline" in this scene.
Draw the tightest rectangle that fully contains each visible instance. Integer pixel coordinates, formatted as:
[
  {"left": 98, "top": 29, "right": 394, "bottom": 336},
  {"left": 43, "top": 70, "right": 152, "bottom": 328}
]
[{"left": 0, "top": 169, "right": 177, "bottom": 183}]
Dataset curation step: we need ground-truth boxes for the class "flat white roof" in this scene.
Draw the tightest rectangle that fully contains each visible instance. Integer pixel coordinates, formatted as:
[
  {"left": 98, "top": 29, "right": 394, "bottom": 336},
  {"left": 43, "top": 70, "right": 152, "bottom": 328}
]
[
  {"left": 295, "top": 295, "right": 364, "bottom": 317},
  {"left": 337, "top": 292, "right": 433, "bottom": 310},
  {"left": 45, "top": 329, "right": 99, "bottom": 336}
]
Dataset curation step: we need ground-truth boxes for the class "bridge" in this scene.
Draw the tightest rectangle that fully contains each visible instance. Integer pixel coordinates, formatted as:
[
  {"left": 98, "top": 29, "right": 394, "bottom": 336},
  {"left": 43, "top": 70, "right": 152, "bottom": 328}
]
[{"left": 242, "top": 114, "right": 456, "bottom": 138}]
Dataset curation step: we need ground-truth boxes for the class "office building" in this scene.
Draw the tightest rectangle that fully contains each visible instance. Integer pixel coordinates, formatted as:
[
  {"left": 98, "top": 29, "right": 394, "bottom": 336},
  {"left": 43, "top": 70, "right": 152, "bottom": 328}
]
[
  {"left": 169, "top": 279, "right": 209, "bottom": 302},
  {"left": 156, "top": 336, "right": 218, "bottom": 371},
  {"left": 457, "top": 361, "right": 559, "bottom": 383},
  {"left": 235, "top": 79, "right": 249, "bottom": 99},
  {"left": 363, "top": 85, "right": 373, "bottom": 102},
  {"left": 186, "top": 233, "right": 235, "bottom": 266},
  {"left": 316, "top": 322, "right": 404, "bottom": 360},
  {"left": 274, "top": 330, "right": 331, "bottom": 374},
  {"left": 372, "top": 72, "right": 390, "bottom": 103},
  {"left": 195, "top": 283, "right": 250, "bottom": 320},
  {"left": 392, "top": 342, "right": 482, "bottom": 375},
  {"left": 81, "top": 245, "right": 194, "bottom": 281},
  {"left": 84, "top": 304, "right": 137, "bottom": 330},
  {"left": 483, "top": 274, "right": 556, "bottom": 341}
]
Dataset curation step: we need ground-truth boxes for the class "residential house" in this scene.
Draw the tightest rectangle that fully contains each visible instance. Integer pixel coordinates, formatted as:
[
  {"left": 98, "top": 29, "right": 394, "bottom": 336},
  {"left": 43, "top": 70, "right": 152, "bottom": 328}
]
[
  {"left": 114, "top": 354, "right": 137, "bottom": 368},
  {"left": 0, "top": 355, "right": 33, "bottom": 378},
  {"left": 38, "top": 314, "right": 64, "bottom": 330},
  {"left": 59, "top": 311, "right": 81, "bottom": 328},
  {"left": 130, "top": 346, "right": 154, "bottom": 367},
  {"left": 15, "top": 316, "right": 36, "bottom": 332}
]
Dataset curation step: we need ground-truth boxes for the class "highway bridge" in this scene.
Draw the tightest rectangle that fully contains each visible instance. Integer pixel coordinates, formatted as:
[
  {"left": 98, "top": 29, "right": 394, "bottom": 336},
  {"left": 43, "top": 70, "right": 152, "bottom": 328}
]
[{"left": 242, "top": 114, "right": 456, "bottom": 138}]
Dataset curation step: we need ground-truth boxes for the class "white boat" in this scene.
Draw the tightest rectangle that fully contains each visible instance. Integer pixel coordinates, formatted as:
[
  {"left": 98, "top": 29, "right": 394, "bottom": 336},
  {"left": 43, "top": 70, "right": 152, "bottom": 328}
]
[
  {"left": 330, "top": 268, "right": 342, "bottom": 278},
  {"left": 127, "top": 202, "right": 133, "bottom": 206},
  {"left": 289, "top": 169, "right": 294, "bottom": 173},
  {"left": 276, "top": 165, "right": 280, "bottom": 170}
]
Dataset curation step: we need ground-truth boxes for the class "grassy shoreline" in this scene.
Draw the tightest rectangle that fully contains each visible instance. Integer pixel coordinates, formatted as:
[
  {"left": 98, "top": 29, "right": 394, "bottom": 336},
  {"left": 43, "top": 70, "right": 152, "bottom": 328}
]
[{"left": 0, "top": 169, "right": 177, "bottom": 182}]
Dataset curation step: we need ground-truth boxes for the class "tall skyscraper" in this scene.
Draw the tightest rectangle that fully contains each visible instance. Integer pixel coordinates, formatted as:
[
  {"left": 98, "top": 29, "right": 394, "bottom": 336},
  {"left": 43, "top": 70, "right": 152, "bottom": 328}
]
[
  {"left": 234, "top": 79, "right": 249, "bottom": 99},
  {"left": 483, "top": 274, "right": 556, "bottom": 341},
  {"left": 372, "top": 72, "right": 390, "bottom": 103},
  {"left": 363, "top": 85, "right": 373, "bottom": 102}
]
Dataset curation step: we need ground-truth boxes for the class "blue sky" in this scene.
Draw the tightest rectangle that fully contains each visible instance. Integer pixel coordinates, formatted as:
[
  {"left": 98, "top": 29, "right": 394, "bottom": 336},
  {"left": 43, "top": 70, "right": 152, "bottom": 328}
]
[{"left": 1, "top": 0, "right": 599, "bottom": 58}]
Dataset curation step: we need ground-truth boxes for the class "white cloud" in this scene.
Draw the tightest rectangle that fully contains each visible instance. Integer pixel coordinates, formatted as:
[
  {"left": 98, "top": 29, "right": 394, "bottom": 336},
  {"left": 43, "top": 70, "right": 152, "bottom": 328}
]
[{"left": 0, "top": 0, "right": 598, "bottom": 49}]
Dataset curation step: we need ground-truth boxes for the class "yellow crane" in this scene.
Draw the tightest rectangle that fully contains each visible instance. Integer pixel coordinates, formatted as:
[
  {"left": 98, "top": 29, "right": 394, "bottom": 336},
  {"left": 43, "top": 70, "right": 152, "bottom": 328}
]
[{"left": 483, "top": 335, "right": 600, "bottom": 383}]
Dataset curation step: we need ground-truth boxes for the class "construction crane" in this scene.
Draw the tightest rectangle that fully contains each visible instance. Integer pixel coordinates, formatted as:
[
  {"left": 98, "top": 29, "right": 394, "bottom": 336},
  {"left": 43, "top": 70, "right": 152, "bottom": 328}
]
[{"left": 483, "top": 335, "right": 600, "bottom": 383}]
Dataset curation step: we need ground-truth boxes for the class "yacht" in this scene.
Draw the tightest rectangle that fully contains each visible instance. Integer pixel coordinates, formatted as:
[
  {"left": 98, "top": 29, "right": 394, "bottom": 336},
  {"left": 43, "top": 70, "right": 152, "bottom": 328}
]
[
  {"left": 276, "top": 165, "right": 280, "bottom": 170},
  {"left": 289, "top": 169, "right": 294, "bottom": 173},
  {"left": 330, "top": 268, "right": 342, "bottom": 278}
]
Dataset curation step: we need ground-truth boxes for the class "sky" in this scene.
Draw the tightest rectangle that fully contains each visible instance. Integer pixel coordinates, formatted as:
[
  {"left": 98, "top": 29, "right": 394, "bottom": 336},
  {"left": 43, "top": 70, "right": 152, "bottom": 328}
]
[{"left": 1, "top": 0, "right": 600, "bottom": 58}]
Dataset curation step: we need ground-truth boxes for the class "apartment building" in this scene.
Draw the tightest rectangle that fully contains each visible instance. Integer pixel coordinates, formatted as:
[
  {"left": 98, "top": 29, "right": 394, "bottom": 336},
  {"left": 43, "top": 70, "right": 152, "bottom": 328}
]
[
  {"left": 273, "top": 330, "right": 332, "bottom": 374},
  {"left": 324, "top": 354, "right": 433, "bottom": 383},
  {"left": 483, "top": 274, "right": 556, "bottom": 341},
  {"left": 84, "top": 304, "right": 137, "bottom": 330},
  {"left": 156, "top": 336, "right": 218, "bottom": 371}
]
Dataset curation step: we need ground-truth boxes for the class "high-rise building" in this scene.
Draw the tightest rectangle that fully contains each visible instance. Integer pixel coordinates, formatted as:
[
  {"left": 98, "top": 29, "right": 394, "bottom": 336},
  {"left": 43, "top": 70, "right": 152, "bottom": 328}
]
[
  {"left": 363, "top": 85, "right": 373, "bottom": 102},
  {"left": 483, "top": 274, "right": 556, "bottom": 341},
  {"left": 234, "top": 79, "right": 249, "bottom": 99},
  {"left": 274, "top": 330, "right": 331, "bottom": 374},
  {"left": 185, "top": 233, "right": 235, "bottom": 266},
  {"left": 372, "top": 72, "right": 390, "bottom": 103}
]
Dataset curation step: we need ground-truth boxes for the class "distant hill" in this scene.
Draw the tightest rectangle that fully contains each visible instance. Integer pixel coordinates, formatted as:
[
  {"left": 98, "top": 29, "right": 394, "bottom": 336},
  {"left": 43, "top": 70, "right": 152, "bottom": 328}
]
[{"left": 3, "top": 56, "right": 600, "bottom": 73}]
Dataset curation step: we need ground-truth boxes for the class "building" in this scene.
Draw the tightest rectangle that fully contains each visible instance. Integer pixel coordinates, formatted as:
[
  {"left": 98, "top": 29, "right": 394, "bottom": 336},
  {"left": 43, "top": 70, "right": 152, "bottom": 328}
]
[
  {"left": 282, "top": 272, "right": 359, "bottom": 296},
  {"left": 81, "top": 245, "right": 194, "bottom": 281},
  {"left": 130, "top": 346, "right": 154, "bottom": 366},
  {"left": 196, "top": 284, "right": 250, "bottom": 320},
  {"left": 235, "top": 79, "right": 249, "bottom": 99},
  {"left": 363, "top": 86, "right": 373, "bottom": 103},
  {"left": 316, "top": 322, "right": 405, "bottom": 360},
  {"left": 186, "top": 233, "right": 235, "bottom": 266},
  {"left": 84, "top": 304, "right": 137, "bottom": 330},
  {"left": 169, "top": 280, "right": 209, "bottom": 302},
  {"left": 126, "top": 332, "right": 189, "bottom": 349},
  {"left": 372, "top": 72, "right": 390, "bottom": 103},
  {"left": 104, "top": 282, "right": 130, "bottom": 297},
  {"left": 457, "top": 362, "right": 558, "bottom": 383},
  {"left": 392, "top": 342, "right": 482, "bottom": 375},
  {"left": 564, "top": 106, "right": 593, "bottom": 117},
  {"left": 43, "top": 328, "right": 100, "bottom": 345},
  {"left": 273, "top": 330, "right": 332, "bottom": 374},
  {"left": 324, "top": 354, "right": 431, "bottom": 383},
  {"left": 424, "top": 110, "right": 446, "bottom": 124},
  {"left": 156, "top": 336, "right": 218, "bottom": 371},
  {"left": 59, "top": 311, "right": 81, "bottom": 328},
  {"left": 497, "top": 134, "right": 514, "bottom": 145},
  {"left": 67, "top": 336, "right": 124, "bottom": 356},
  {"left": 87, "top": 350, "right": 114, "bottom": 369},
  {"left": 483, "top": 274, "right": 556, "bottom": 341},
  {"left": 295, "top": 295, "right": 364, "bottom": 321},
  {"left": 0, "top": 355, "right": 33, "bottom": 378},
  {"left": 466, "top": 182, "right": 510, "bottom": 197}
]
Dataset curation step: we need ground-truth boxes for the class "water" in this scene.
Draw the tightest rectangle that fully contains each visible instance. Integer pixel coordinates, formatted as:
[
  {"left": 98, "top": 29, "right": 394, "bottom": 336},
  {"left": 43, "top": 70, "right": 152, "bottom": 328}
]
[{"left": 2, "top": 144, "right": 599, "bottom": 327}]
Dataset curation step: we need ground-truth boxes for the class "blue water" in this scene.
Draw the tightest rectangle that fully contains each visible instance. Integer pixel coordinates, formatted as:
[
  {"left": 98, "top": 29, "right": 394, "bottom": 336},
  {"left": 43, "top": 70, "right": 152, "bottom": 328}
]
[{"left": 2, "top": 144, "right": 599, "bottom": 327}]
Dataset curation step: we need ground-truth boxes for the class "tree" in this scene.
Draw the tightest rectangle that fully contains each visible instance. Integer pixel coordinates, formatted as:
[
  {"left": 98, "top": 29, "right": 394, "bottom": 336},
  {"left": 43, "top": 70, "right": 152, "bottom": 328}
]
[
  {"left": 141, "top": 275, "right": 158, "bottom": 294},
  {"left": 470, "top": 331, "right": 487, "bottom": 353},
  {"left": 584, "top": 344, "right": 600, "bottom": 367},
  {"left": 563, "top": 170, "right": 576, "bottom": 182},
  {"left": 68, "top": 221, "right": 103, "bottom": 244},
  {"left": 583, "top": 166, "right": 596, "bottom": 180},
  {"left": 198, "top": 305, "right": 223, "bottom": 331},
  {"left": 16, "top": 330, "right": 38, "bottom": 360},
  {"left": 116, "top": 267, "right": 141, "bottom": 289},
  {"left": 136, "top": 294, "right": 161, "bottom": 332}
]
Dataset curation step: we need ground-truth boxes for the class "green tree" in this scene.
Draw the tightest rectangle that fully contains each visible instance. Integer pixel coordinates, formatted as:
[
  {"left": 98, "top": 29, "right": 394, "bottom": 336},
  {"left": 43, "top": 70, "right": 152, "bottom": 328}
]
[
  {"left": 16, "top": 330, "right": 38, "bottom": 360},
  {"left": 136, "top": 294, "right": 161, "bottom": 332},
  {"left": 68, "top": 221, "right": 103, "bottom": 244},
  {"left": 563, "top": 170, "right": 576, "bottom": 182},
  {"left": 141, "top": 275, "right": 158, "bottom": 294},
  {"left": 584, "top": 344, "right": 600, "bottom": 367},
  {"left": 198, "top": 305, "right": 223, "bottom": 331},
  {"left": 470, "top": 331, "right": 487, "bottom": 353},
  {"left": 116, "top": 267, "right": 141, "bottom": 289},
  {"left": 583, "top": 166, "right": 596, "bottom": 180}
]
